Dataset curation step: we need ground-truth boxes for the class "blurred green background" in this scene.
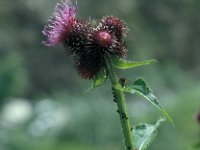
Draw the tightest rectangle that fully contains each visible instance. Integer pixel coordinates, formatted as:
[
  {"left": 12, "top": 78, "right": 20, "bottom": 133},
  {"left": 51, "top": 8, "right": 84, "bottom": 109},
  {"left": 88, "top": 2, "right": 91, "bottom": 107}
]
[{"left": 0, "top": 0, "right": 200, "bottom": 150}]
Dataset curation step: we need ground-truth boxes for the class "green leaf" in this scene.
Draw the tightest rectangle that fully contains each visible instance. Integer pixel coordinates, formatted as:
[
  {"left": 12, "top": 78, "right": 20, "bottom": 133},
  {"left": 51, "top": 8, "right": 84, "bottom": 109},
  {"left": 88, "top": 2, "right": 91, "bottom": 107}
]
[
  {"left": 123, "top": 86, "right": 135, "bottom": 94},
  {"left": 84, "top": 70, "right": 107, "bottom": 93},
  {"left": 92, "top": 70, "right": 107, "bottom": 89},
  {"left": 112, "top": 56, "right": 157, "bottom": 69},
  {"left": 133, "top": 118, "right": 165, "bottom": 150},
  {"left": 126, "top": 78, "right": 174, "bottom": 126}
]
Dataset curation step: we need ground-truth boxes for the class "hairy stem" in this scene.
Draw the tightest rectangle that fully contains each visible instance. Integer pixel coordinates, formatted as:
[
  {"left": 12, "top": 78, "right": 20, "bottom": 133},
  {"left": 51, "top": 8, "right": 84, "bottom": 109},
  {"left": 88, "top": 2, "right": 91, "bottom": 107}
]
[{"left": 106, "top": 56, "right": 134, "bottom": 150}]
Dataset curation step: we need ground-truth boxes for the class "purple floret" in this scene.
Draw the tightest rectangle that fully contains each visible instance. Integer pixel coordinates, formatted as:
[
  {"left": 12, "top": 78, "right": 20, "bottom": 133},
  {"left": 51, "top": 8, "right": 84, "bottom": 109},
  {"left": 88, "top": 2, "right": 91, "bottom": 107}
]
[{"left": 42, "top": 0, "right": 77, "bottom": 46}]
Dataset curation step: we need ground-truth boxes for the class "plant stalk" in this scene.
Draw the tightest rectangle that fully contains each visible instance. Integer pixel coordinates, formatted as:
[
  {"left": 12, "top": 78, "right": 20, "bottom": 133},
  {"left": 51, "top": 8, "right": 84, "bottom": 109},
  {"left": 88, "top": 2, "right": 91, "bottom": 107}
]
[{"left": 106, "top": 56, "right": 134, "bottom": 150}]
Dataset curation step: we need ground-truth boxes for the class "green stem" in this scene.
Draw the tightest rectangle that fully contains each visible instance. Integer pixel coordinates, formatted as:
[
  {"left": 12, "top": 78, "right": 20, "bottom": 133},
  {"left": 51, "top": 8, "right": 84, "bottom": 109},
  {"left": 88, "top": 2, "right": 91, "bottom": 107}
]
[{"left": 106, "top": 56, "right": 134, "bottom": 150}]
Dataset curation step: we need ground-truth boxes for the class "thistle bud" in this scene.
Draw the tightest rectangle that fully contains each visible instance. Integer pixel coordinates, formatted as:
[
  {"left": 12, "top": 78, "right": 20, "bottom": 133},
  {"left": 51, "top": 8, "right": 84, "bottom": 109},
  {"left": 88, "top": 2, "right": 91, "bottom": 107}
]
[
  {"left": 101, "top": 16, "right": 128, "bottom": 40},
  {"left": 64, "top": 20, "right": 92, "bottom": 55},
  {"left": 76, "top": 54, "right": 104, "bottom": 79},
  {"left": 94, "top": 31, "right": 112, "bottom": 47}
]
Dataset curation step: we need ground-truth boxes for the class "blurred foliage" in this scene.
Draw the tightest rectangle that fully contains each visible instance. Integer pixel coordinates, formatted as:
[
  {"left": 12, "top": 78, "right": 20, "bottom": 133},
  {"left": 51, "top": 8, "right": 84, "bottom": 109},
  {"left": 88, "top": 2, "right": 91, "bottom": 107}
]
[
  {"left": 0, "top": 0, "right": 200, "bottom": 150},
  {"left": 0, "top": 53, "right": 28, "bottom": 105},
  {"left": 0, "top": 87, "right": 200, "bottom": 150}
]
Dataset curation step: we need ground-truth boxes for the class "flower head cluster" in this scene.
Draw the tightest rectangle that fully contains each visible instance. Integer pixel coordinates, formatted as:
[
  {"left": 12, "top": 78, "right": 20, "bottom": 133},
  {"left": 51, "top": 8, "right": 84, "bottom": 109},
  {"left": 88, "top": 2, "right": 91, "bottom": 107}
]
[{"left": 43, "top": 0, "right": 128, "bottom": 79}]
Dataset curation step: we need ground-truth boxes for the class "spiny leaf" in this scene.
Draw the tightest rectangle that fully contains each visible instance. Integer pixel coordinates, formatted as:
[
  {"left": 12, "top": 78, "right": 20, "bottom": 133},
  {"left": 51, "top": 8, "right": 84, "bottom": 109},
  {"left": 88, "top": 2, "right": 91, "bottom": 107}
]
[
  {"left": 133, "top": 118, "right": 165, "bottom": 150},
  {"left": 112, "top": 56, "right": 157, "bottom": 69},
  {"left": 125, "top": 78, "right": 174, "bottom": 126}
]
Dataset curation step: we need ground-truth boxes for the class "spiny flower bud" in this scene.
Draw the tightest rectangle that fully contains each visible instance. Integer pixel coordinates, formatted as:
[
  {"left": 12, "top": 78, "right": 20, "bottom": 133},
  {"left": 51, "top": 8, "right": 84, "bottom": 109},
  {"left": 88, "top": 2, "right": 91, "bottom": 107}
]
[
  {"left": 94, "top": 31, "right": 112, "bottom": 47},
  {"left": 76, "top": 53, "right": 104, "bottom": 79},
  {"left": 101, "top": 16, "right": 128, "bottom": 40},
  {"left": 90, "top": 29, "right": 127, "bottom": 57},
  {"left": 64, "top": 19, "right": 92, "bottom": 55}
]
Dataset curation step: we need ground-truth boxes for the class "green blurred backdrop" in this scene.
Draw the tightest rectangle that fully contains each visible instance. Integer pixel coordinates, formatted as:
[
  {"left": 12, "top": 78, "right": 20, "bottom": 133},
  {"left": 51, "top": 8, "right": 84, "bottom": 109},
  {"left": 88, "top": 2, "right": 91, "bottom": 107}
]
[{"left": 0, "top": 0, "right": 200, "bottom": 150}]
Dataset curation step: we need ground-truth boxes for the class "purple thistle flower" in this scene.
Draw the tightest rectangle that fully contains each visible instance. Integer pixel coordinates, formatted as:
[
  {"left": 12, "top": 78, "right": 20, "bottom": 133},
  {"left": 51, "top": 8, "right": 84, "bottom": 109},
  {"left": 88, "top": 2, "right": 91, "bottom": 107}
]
[
  {"left": 42, "top": 0, "right": 77, "bottom": 46},
  {"left": 42, "top": 1, "right": 128, "bottom": 79}
]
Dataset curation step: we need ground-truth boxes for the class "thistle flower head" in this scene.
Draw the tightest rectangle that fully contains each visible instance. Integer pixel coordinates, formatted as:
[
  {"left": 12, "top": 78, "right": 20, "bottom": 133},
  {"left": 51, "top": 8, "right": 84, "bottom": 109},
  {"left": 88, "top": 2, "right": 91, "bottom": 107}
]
[
  {"left": 73, "top": 27, "right": 126, "bottom": 79},
  {"left": 43, "top": 1, "right": 128, "bottom": 79},
  {"left": 42, "top": 0, "right": 77, "bottom": 46},
  {"left": 64, "top": 19, "right": 92, "bottom": 55},
  {"left": 101, "top": 16, "right": 128, "bottom": 39},
  {"left": 76, "top": 54, "right": 104, "bottom": 79}
]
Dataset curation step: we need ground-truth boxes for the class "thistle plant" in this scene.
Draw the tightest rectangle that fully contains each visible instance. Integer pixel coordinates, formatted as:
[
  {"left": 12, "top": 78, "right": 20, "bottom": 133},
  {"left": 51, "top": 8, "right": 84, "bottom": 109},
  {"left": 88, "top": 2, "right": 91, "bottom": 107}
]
[{"left": 42, "top": 1, "right": 173, "bottom": 149}]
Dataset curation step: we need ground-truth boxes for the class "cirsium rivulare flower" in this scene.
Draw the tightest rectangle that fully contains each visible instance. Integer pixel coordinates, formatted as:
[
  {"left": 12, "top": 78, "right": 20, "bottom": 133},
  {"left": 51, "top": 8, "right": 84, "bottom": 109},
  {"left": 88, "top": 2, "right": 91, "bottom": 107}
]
[
  {"left": 42, "top": 0, "right": 77, "bottom": 46},
  {"left": 42, "top": 0, "right": 128, "bottom": 79}
]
